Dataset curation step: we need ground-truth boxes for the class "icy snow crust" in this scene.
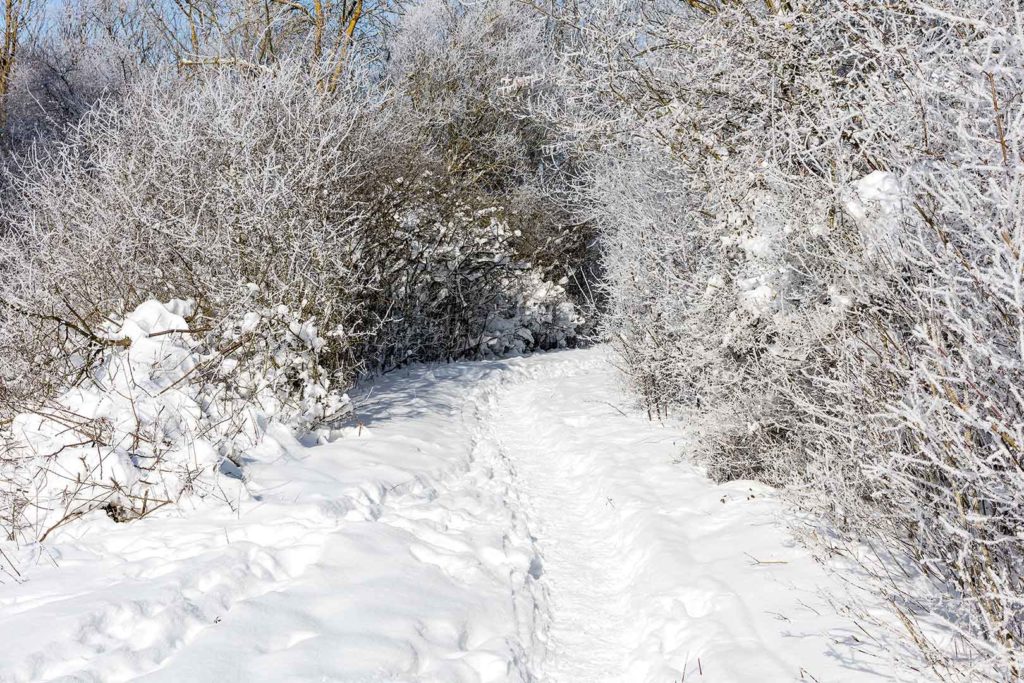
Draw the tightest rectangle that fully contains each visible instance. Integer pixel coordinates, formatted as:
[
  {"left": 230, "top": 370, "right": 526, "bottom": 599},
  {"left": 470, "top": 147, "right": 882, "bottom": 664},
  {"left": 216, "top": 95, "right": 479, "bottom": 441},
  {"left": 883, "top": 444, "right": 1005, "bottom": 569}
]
[{"left": 0, "top": 349, "right": 888, "bottom": 682}]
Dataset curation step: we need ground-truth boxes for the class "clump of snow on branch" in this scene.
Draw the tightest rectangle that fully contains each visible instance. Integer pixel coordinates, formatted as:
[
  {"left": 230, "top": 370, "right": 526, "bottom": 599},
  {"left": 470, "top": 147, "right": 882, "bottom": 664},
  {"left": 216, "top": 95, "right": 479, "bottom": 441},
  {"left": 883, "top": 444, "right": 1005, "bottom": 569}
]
[{"left": 2, "top": 299, "right": 349, "bottom": 541}]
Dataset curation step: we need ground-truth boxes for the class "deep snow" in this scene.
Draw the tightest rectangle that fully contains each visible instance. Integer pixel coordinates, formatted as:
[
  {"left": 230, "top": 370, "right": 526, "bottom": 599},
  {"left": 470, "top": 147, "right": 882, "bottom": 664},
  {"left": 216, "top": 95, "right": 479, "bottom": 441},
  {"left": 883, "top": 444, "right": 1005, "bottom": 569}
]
[{"left": 0, "top": 348, "right": 898, "bottom": 681}]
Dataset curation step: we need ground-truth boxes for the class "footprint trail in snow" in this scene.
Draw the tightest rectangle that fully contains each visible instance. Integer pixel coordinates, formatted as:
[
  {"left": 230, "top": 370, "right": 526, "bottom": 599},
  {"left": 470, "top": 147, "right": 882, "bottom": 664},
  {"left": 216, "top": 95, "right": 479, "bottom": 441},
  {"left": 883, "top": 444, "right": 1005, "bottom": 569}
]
[{"left": 0, "top": 348, "right": 891, "bottom": 682}]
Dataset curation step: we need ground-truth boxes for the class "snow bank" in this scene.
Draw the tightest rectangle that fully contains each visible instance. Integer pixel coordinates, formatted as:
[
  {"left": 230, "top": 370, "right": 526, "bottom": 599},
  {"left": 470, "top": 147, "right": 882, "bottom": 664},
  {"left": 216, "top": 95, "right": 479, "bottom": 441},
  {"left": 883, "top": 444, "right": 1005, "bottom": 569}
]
[{"left": 2, "top": 300, "right": 349, "bottom": 540}]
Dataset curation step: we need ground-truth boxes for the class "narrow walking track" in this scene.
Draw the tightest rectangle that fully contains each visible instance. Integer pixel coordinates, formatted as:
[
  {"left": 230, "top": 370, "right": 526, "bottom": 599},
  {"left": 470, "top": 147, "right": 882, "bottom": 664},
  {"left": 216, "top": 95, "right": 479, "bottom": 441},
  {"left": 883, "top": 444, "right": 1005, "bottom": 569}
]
[
  {"left": 494, "top": 370, "right": 640, "bottom": 681},
  {"left": 0, "top": 349, "right": 891, "bottom": 682},
  {"left": 483, "top": 353, "right": 890, "bottom": 682}
]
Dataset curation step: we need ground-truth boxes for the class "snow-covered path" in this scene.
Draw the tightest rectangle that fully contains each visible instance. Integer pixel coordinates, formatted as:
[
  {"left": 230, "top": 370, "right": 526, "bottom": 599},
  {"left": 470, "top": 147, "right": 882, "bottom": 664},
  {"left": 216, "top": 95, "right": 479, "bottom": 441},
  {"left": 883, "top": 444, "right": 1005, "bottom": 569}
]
[
  {"left": 0, "top": 348, "right": 892, "bottom": 682},
  {"left": 494, "top": 370, "right": 642, "bottom": 680}
]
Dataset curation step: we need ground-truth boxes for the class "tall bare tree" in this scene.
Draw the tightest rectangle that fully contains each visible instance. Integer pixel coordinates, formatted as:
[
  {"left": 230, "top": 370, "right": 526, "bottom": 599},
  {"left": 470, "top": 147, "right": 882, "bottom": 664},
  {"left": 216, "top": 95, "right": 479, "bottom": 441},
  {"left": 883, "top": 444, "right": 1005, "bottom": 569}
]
[
  {"left": 150, "top": 0, "right": 392, "bottom": 80},
  {"left": 0, "top": 0, "right": 31, "bottom": 127}
]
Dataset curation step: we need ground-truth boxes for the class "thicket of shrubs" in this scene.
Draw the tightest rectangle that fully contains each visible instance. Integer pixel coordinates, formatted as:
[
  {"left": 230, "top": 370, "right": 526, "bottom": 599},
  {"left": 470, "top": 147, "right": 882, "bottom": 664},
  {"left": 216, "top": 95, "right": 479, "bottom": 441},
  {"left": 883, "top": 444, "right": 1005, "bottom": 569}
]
[
  {"left": 0, "top": 0, "right": 1020, "bottom": 677},
  {"left": 0, "top": 1, "right": 587, "bottom": 544},
  {"left": 563, "top": 0, "right": 1023, "bottom": 677}
]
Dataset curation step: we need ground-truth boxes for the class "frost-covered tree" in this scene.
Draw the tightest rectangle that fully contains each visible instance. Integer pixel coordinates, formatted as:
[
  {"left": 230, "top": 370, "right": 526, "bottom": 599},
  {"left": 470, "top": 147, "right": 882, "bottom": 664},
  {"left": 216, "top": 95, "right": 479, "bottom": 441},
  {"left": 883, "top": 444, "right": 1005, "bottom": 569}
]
[
  {"left": 388, "top": 0, "right": 594, "bottom": 298},
  {"left": 554, "top": 0, "right": 1024, "bottom": 676},
  {"left": 0, "top": 56, "right": 582, "bottom": 541}
]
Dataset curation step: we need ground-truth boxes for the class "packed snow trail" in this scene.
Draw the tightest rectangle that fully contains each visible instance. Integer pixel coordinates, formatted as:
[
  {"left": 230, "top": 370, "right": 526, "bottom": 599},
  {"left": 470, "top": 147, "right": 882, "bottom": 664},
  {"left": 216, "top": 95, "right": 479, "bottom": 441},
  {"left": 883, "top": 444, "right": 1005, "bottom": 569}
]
[
  {"left": 0, "top": 348, "right": 893, "bottom": 682},
  {"left": 493, "top": 373, "right": 641, "bottom": 680}
]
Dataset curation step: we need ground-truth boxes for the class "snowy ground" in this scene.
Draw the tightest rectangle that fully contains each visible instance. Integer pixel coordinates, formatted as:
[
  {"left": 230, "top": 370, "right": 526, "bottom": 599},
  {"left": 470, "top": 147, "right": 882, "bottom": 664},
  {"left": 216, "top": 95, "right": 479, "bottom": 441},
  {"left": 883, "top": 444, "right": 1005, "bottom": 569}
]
[{"left": 0, "top": 348, "right": 899, "bottom": 682}]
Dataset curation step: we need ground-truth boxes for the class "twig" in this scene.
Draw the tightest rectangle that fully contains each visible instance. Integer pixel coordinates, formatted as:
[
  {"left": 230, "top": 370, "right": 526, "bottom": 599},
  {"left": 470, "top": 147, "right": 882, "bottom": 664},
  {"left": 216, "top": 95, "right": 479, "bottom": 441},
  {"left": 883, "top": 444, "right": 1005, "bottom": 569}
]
[{"left": 745, "top": 552, "right": 789, "bottom": 566}]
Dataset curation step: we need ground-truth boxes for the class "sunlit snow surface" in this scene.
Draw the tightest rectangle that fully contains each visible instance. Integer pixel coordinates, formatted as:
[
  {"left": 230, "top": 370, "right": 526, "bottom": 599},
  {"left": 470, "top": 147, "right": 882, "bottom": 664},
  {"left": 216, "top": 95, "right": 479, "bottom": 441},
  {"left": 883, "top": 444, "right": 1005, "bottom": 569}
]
[{"left": 0, "top": 349, "right": 894, "bottom": 682}]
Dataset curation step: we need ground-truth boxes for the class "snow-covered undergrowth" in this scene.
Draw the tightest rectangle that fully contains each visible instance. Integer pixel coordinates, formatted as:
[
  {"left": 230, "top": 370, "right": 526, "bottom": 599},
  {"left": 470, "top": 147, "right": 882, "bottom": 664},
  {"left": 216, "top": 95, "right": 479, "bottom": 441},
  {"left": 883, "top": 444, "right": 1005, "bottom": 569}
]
[
  {"left": 0, "top": 58, "right": 585, "bottom": 543},
  {"left": 1, "top": 299, "right": 348, "bottom": 542},
  {"left": 0, "top": 287, "right": 579, "bottom": 545},
  {"left": 564, "top": 0, "right": 1024, "bottom": 677},
  {"left": 0, "top": 349, "right": 896, "bottom": 682}
]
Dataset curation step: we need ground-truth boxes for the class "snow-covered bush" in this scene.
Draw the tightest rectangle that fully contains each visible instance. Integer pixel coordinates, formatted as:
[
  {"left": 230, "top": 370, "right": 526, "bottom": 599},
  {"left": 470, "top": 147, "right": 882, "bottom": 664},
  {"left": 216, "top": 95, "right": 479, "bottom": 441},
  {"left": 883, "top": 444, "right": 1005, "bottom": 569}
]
[
  {"left": 1, "top": 299, "right": 349, "bottom": 541},
  {"left": 345, "top": 169, "right": 581, "bottom": 370},
  {"left": 389, "top": 0, "right": 556, "bottom": 188},
  {"left": 478, "top": 270, "right": 581, "bottom": 357},
  {"left": 835, "top": 11, "right": 1024, "bottom": 671},
  {"left": 562, "top": 0, "right": 1024, "bottom": 675},
  {"left": 0, "top": 55, "right": 582, "bottom": 539},
  {"left": 2, "top": 0, "right": 149, "bottom": 149},
  {"left": 0, "top": 58, "right": 576, "bottom": 371},
  {"left": 388, "top": 0, "right": 593, "bottom": 306}
]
